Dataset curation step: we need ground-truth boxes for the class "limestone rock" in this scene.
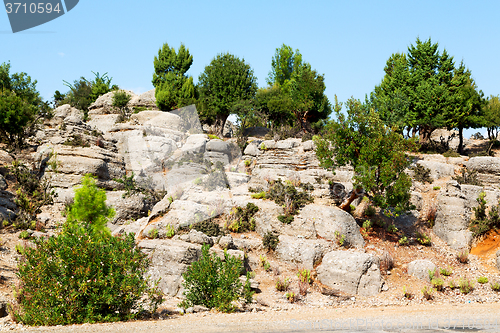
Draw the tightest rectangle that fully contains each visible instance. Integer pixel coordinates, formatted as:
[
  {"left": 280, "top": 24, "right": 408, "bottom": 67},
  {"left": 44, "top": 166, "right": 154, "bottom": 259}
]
[
  {"left": 129, "top": 89, "right": 156, "bottom": 109},
  {"left": 416, "top": 160, "right": 455, "bottom": 180},
  {"left": 408, "top": 260, "right": 436, "bottom": 282},
  {"left": 218, "top": 234, "right": 234, "bottom": 249},
  {"left": 316, "top": 251, "right": 383, "bottom": 296},
  {"left": 105, "top": 191, "right": 152, "bottom": 225},
  {"left": 88, "top": 90, "right": 137, "bottom": 115},
  {"left": 465, "top": 156, "right": 500, "bottom": 188},
  {"left": 0, "top": 174, "right": 7, "bottom": 190},
  {"left": 179, "top": 229, "right": 213, "bottom": 245},
  {"left": 139, "top": 239, "right": 202, "bottom": 296},
  {"left": 276, "top": 236, "right": 329, "bottom": 270},
  {"left": 496, "top": 250, "right": 500, "bottom": 271}
]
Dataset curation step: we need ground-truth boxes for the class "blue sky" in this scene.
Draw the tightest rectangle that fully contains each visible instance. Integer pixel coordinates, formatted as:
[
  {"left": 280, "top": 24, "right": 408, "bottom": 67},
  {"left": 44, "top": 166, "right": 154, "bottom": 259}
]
[{"left": 1, "top": 0, "right": 499, "bottom": 136}]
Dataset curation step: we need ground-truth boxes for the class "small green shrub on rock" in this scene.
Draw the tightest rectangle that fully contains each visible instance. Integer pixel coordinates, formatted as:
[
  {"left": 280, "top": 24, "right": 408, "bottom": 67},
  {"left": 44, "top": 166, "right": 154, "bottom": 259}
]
[
  {"left": 180, "top": 244, "right": 251, "bottom": 312},
  {"left": 412, "top": 164, "right": 432, "bottom": 184},
  {"left": 262, "top": 231, "right": 279, "bottom": 251},
  {"left": 189, "top": 219, "right": 222, "bottom": 237}
]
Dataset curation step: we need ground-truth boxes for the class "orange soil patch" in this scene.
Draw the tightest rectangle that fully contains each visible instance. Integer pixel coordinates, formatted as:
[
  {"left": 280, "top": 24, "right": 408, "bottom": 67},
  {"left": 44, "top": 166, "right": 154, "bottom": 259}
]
[{"left": 471, "top": 229, "right": 500, "bottom": 258}]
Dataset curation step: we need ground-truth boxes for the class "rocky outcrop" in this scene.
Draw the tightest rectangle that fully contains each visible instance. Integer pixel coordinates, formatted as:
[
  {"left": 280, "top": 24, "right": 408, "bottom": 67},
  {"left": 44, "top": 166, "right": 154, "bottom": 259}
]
[
  {"left": 88, "top": 90, "right": 137, "bottom": 115},
  {"left": 433, "top": 180, "right": 500, "bottom": 250},
  {"left": 316, "top": 251, "right": 383, "bottom": 296},
  {"left": 128, "top": 89, "right": 157, "bottom": 110},
  {"left": 416, "top": 160, "right": 455, "bottom": 180},
  {"left": 465, "top": 156, "right": 500, "bottom": 189},
  {"left": 105, "top": 191, "right": 153, "bottom": 225},
  {"left": 408, "top": 260, "right": 436, "bottom": 282}
]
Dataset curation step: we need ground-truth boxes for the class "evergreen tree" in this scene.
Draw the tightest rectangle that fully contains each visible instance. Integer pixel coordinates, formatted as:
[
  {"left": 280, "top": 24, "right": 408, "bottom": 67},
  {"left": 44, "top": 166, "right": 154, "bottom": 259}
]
[
  {"left": 483, "top": 95, "right": 500, "bottom": 140},
  {"left": 152, "top": 43, "right": 196, "bottom": 111}
]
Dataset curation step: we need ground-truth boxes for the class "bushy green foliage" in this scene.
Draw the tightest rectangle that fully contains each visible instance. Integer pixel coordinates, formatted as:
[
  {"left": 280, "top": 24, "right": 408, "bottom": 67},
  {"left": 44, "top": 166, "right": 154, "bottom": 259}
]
[
  {"left": 459, "top": 278, "right": 474, "bottom": 294},
  {"left": 262, "top": 231, "right": 279, "bottom": 251},
  {"left": 227, "top": 203, "right": 259, "bottom": 233},
  {"left": 112, "top": 90, "right": 132, "bottom": 121},
  {"left": 440, "top": 267, "right": 453, "bottom": 276},
  {"left": 415, "top": 231, "right": 431, "bottom": 246},
  {"left": 265, "top": 178, "right": 313, "bottom": 220},
  {"left": 411, "top": 164, "right": 433, "bottom": 184},
  {"left": 483, "top": 95, "right": 500, "bottom": 140},
  {"left": 66, "top": 174, "right": 115, "bottom": 234},
  {"left": 469, "top": 192, "right": 500, "bottom": 237},
  {"left": 431, "top": 278, "right": 444, "bottom": 291},
  {"left": 442, "top": 150, "right": 461, "bottom": 158},
  {"left": 0, "top": 62, "right": 46, "bottom": 147},
  {"left": 477, "top": 276, "right": 488, "bottom": 284},
  {"left": 13, "top": 227, "right": 163, "bottom": 325},
  {"left": 189, "top": 219, "right": 222, "bottom": 237},
  {"left": 152, "top": 43, "right": 196, "bottom": 111},
  {"left": 275, "top": 277, "right": 290, "bottom": 291},
  {"left": 12, "top": 175, "right": 163, "bottom": 325},
  {"left": 314, "top": 98, "right": 415, "bottom": 214},
  {"left": 180, "top": 245, "right": 251, "bottom": 312},
  {"left": 197, "top": 53, "right": 258, "bottom": 136}
]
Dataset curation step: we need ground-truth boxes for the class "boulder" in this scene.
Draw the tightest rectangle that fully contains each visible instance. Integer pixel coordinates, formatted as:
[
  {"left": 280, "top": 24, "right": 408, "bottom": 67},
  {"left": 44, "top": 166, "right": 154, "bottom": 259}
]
[
  {"left": 465, "top": 156, "right": 500, "bottom": 188},
  {"left": 218, "top": 234, "right": 234, "bottom": 249},
  {"left": 316, "top": 251, "right": 383, "bottom": 296},
  {"left": 139, "top": 239, "right": 202, "bottom": 296},
  {"left": 206, "top": 140, "right": 231, "bottom": 156},
  {"left": 105, "top": 191, "right": 152, "bottom": 225},
  {"left": 243, "top": 143, "right": 261, "bottom": 157},
  {"left": 0, "top": 174, "right": 7, "bottom": 190},
  {"left": 0, "top": 190, "right": 16, "bottom": 222},
  {"left": 300, "top": 205, "right": 364, "bottom": 248},
  {"left": 179, "top": 229, "right": 213, "bottom": 245},
  {"left": 408, "top": 260, "right": 436, "bottom": 282},
  {"left": 416, "top": 160, "right": 455, "bottom": 180},
  {"left": 181, "top": 134, "right": 208, "bottom": 155},
  {"left": 52, "top": 104, "right": 83, "bottom": 124},
  {"left": 275, "top": 236, "right": 329, "bottom": 270},
  {"left": 128, "top": 89, "right": 156, "bottom": 109},
  {"left": 496, "top": 250, "right": 500, "bottom": 271}
]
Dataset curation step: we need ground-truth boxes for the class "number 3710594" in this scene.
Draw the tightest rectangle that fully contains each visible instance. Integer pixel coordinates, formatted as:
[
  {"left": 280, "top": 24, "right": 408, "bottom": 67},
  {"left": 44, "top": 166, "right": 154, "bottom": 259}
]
[{"left": 5, "top": 2, "right": 62, "bottom": 14}]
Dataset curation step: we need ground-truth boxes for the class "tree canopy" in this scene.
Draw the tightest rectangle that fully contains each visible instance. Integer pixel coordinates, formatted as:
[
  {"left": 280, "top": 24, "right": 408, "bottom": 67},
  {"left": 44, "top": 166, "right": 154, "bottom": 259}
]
[
  {"left": 483, "top": 95, "right": 500, "bottom": 140},
  {"left": 152, "top": 43, "right": 196, "bottom": 111},
  {"left": 314, "top": 98, "right": 415, "bottom": 214},
  {"left": 0, "top": 62, "right": 45, "bottom": 147},
  {"left": 197, "top": 53, "right": 258, "bottom": 136},
  {"left": 371, "top": 38, "right": 484, "bottom": 151}
]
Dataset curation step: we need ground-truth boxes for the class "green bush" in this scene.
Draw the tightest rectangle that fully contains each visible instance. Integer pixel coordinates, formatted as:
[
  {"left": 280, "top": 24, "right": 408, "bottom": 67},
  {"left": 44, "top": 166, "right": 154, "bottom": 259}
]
[
  {"left": 453, "top": 167, "right": 482, "bottom": 186},
  {"left": 412, "top": 164, "right": 433, "bottom": 184},
  {"left": 180, "top": 244, "right": 251, "bottom": 312},
  {"left": 277, "top": 215, "right": 294, "bottom": 224},
  {"left": 112, "top": 90, "right": 132, "bottom": 121},
  {"left": 189, "top": 219, "right": 222, "bottom": 237},
  {"left": 442, "top": 150, "right": 461, "bottom": 158},
  {"left": 12, "top": 227, "right": 163, "bottom": 326},
  {"left": 251, "top": 191, "right": 266, "bottom": 199},
  {"left": 469, "top": 192, "right": 500, "bottom": 237},
  {"left": 477, "top": 276, "right": 489, "bottom": 284},
  {"left": 262, "top": 231, "right": 279, "bottom": 251},
  {"left": 226, "top": 203, "right": 259, "bottom": 233},
  {"left": 415, "top": 231, "right": 431, "bottom": 246}
]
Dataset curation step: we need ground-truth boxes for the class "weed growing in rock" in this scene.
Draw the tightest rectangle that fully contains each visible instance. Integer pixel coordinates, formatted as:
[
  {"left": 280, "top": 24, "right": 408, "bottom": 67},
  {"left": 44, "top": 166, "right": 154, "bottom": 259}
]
[
  {"left": 180, "top": 245, "right": 251, "bottom": 312},
  {"left": 297, "top": 269, "right": 312, "bottom": 284},
  {"left": 165, "top": 224, "right": 175, "bottom": 238},
  {"left": 147, "top": 228, "right": 159, "bottom": 239},
  {"left": 398, "top": 235, "right": 409, "bottom": 246},
  {"left": 412, "top": 164, "right": 432, "bottom": 184},
  {"left": 490, "top": 282, "right": 500, "bottom": 292},
  {"left": 285, "top": 292, "right": 297, "bottom": 303},
  {"left": 442, "top": 150, "right": 461, "bottom": 158},
  {"left": 477, "top": 276, "right": 489, "bottom": 284},
  {"left": 259, "top": 255, "right": 271, "bottom": 271},
  {"left": 439, "top": 266, "right": 453, "bottom": 276},
  {"left": 266, "top": 178, "right": 313, "bottom": 224},
  {"left": 416, "top": 231, "right": 431, "bottom": 246},
  {"left": 421, "top": 286, "right": 434, "bottom": 300},
  {"left": 275, "top": 277, "right": 290, "bottom": 292},
  {"left": 459, "top": 278, "right": 474, "bottom": 294},
  {"left": 402, "top": 286, "right": 413, "bottom": 299},
  {"left": 251, "top": 191, "right": 266, "bottom": 199},
  {"left": 334, "top": 231, "right": 347, "bottom": 247},
  {"left": 298, "top": 280, "right": 308, "bottom": 296},
  {"left": 262, "top": 231, "right": 279, "bottom": 251},
  {"left": 457, "top": 250, "right": 469, "bottom": 264},
  {"left": 18, "top": 230, "right": 30, "bottom": 240},
  {"left": 431, "top": 278, "right": 444, "bottom": 291},
  {"left": 433, "top": 186, "right": 441, "bottom": 190},
  {"left": 387, "top": 224, "right": 398, "bottom": 234}
]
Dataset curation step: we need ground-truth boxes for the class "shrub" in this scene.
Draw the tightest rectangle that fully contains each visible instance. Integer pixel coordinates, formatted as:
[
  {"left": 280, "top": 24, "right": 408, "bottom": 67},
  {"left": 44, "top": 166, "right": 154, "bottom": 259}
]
[
  {"left": 457, "top": 250, "right": 469, "bottom": 264},
  {"left": 442, "top": 150, "right": 461, "bottom": 158},
  {"left": 477, "top": 276, "right": 489, "bottom": 284},
  {"left": 398, "top": 235, "right": 409, "bottom": 246},
  {"left": 421, "top": 286, "right": 434, "bottom": 300},
  {"left": 263, "top": 231, "right": 279, "bottom": 251},
  {"left": 226, "top": 203, "right": 259, "bottom": 233},
  {"left": 297, "top": 269, "right": 312, "bottom": 284},
  {"left": 285, "top": 292, "right": 297, "bottom": 303},
  {"left": 18, "top": 231, "right": 30, "bottom": 240},
  {"left": 9, "top": 161, "right": 56, "bottom": 230},
  {"left": 412, "top": 164, "right": 433, "bottom": 184},
  {"left": 251, "top": 191, "right": 266, "bottom": 199},
  {"left": 402, "top": 286, "right": 413, "bottom": 299},
  {"left": 387, "top": 224, "right": 398, "bottom": 234},
  {"left": 364, "top": 205, "right": 376, "bottom": 217},
  {"left": 298, "top": 280, "right": 308, "bottom": 296},
  {"left": 469, "top": 192, "right": 500, "bottom": 237},
  {"left": 275, "top": 277, "right": 290, "bottom": 292},
  {"left": 453, "top": 167, "right": 482, "bottom": 186},
  {"left": 426, "top": 205, "right": 437, "bottom": 228},
  {"left": 440, "top": 266, "right": 453, "bottom": 276},
  {"left": 165, "top": 224, "right": 175, "bottom": 238},
  {"left": 431, "top": 278, "right": 444, "bottom": 291},
  {"left": 12, "top": 179, "right": 162, "bottom": 326},
  {"left": 428, "top": 268, "right": 440, "bottom": 281},
  {"left": 265, "top": 179, "right": 313, "bottom": 221},
  {"left": 459, "top": 278, "right": 474, "bottom": 294},
  {"left": 112, "top": 90, "right": 132, "bottom": 121},
  {"left": 490, "top": 282, "right": 500, "bottom": 292},
  {"left": 147, "top": 228, "right": 159, "bottom": 239},
  {"left": 277, "top": 215, "right": 294, "bottom": 224},
  {"left": 208, "top": 134, "right": 221, "bottom": 140},
  {"left": 362, "top": 220, "right": 373, "bottom": 232},
  {"left": 202, "top": 170, "right": 229, "bottom": 191},
  {"left": 334, "top": 231, "right": 347, "bottom": 247},
  {"left": 189, "top": 219, "right": 222, "bottom": 237},
  {"left": 433, "top": 186, "right": 441, "bottom": 191},
  {"left": 415, "top": 231, "right": 431, "bottom": 246},
  {"left": 180, "top": 245, "right": 250, "bottom": 312},
  {"left": 259, "top": 255, "right": 271, "bottom": 271}
]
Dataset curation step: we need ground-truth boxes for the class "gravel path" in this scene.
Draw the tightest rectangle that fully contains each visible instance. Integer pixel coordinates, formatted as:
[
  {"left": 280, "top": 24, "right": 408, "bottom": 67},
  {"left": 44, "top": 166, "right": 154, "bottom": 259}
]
[{"left": 3, "top": 303, "right": 500, "bottom": 332}]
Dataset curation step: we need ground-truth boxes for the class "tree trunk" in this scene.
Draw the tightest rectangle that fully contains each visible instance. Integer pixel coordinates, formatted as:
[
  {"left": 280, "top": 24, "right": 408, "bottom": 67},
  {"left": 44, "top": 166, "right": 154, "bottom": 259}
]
[
  {"left": 339, "top": 187, "right": 364, "bottom": 212},
  {"left": 215, "top": 116, "right": 227, "bottom": 138},
  {"left": 458, "top": 126, "right": 464, "bottom": 155}
]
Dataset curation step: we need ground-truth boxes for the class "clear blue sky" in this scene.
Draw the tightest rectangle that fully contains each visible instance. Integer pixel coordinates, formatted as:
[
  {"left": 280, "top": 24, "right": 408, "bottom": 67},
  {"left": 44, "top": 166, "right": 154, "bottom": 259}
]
[{"left": 1, "top": 0, "right": 499, "bottom": 135}]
